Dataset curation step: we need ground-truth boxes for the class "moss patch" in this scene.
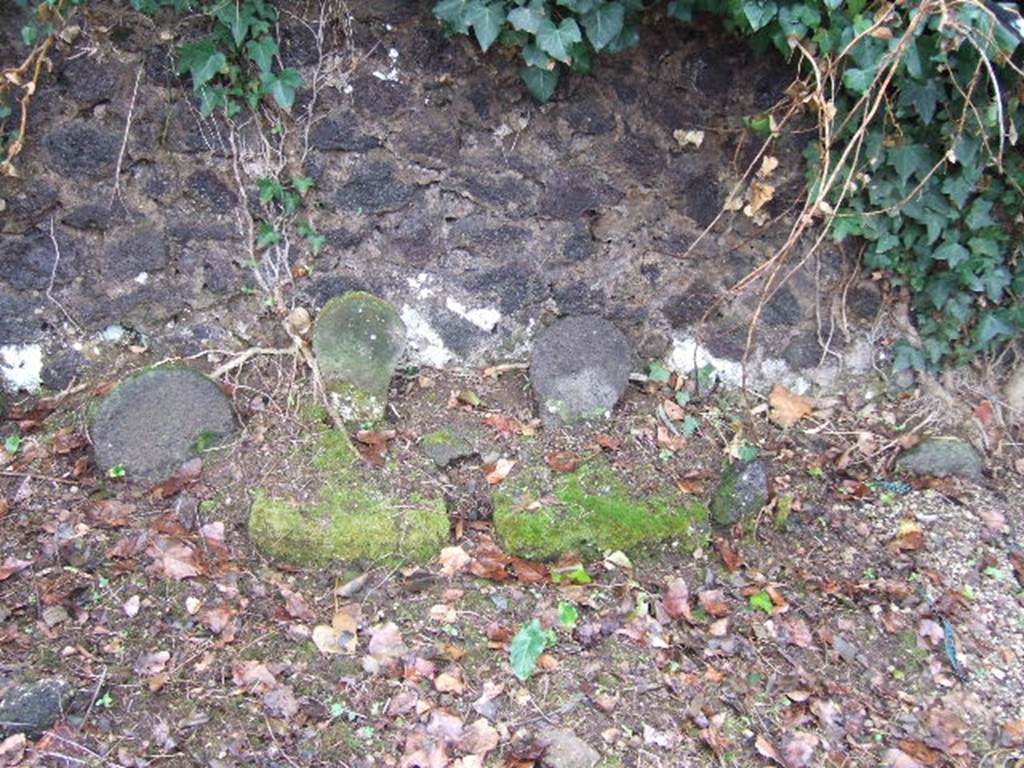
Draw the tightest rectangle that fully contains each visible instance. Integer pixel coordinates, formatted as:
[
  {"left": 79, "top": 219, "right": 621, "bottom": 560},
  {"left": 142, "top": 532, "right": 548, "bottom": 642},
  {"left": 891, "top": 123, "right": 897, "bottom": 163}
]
[
  {"left": 249, "top": 429, "right": 448, "bottom": 566},
  {"left": 492, "top": 457, "right": 707, "bottom": 561}
]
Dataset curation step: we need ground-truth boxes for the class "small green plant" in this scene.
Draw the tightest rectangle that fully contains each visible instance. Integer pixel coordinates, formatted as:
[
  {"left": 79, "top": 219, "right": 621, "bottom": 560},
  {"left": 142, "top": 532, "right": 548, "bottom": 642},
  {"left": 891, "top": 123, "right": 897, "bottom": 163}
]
[
  {"left": 509, "top": 618, "right": 552, "bottom": 681},
  {"left": 557, "top": 601, "right": 579, "bottom": 628},
  {"left": 748, "top": 591, "right": 773, "bottom": 613},
  {"left": 107, "top": 464, "right": 127, "bottom": 479},
  {"left": 96, "top": 692, "right": 114, "bottom": 709},
  {"left": 134, "top": 0, "right": 304, "bottom": 117},
  {"left": 4, "top": 434, "right": 21, "bottom": 454}
]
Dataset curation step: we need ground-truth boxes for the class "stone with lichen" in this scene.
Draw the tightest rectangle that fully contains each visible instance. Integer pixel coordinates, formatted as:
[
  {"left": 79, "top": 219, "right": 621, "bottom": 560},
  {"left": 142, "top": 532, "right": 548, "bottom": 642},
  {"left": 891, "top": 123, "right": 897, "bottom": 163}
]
[{"left": 312, "top": 291, "right": 406, "bottom": 425}]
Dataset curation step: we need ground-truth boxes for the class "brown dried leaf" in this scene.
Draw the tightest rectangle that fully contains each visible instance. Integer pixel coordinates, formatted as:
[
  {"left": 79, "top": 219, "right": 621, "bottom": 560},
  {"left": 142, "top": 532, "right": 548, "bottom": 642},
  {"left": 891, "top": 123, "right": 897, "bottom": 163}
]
[
  {"left": 545, "top": 451, "right": 579, "bottom": 473},
  {"left": 439, "top": 545, "right": 472, "bottom": 577},
  {"left": 484, "top": 458, "right": 516, "bottom": 485},
  {"left": 769, "top": 384, "right": 813, "bottom": 428},
  {"left": 134, "top": 650, "right": 170, "bottom": 676},
  {"left": 262, "top": 685, "right": 300, "bottom": 720},
  {"left": 0, "top": 557, "right": 31, "bottom": 581},
  {"left": 663, "top": 577, "right": 692, "bottom": 621},
  {"left": 698, "top": 589, "right": 730, "bottom": 618},
  {"left": 781, "top": 731, "right": 818, "bottom": 768},
  {"left": 458, "top": 719, "right": 500, "bottom": 755},
  {"left": 232, "top": 661, "right": 278, "bottom": 692}
]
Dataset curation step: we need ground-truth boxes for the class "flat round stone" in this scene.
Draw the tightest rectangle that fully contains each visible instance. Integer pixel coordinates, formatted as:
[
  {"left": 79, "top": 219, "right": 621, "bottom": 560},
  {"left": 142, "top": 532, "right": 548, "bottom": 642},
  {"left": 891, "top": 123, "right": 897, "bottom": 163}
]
[{"left": 91, "top": 366, "right": 237, "bottom": 483}]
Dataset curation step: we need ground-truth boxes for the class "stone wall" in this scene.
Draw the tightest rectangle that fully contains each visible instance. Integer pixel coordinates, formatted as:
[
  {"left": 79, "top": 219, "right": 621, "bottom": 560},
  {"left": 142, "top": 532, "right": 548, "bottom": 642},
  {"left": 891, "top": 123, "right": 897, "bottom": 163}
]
[{"left": 0, "top": 0, "right": 884, "bottom": 394}]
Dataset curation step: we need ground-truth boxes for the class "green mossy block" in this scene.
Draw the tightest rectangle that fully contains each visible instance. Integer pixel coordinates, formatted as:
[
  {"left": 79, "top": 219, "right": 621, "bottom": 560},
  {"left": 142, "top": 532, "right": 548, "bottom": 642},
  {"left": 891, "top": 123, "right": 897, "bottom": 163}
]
[
  {"left": 312, "top": 292, "right": 406, "bottom": 426},
  {"left": 248, "top": 430, "right": 448, "bottom": 566},
  {"left": 492, "top": 457, "right": 707, "bottom": 561}
]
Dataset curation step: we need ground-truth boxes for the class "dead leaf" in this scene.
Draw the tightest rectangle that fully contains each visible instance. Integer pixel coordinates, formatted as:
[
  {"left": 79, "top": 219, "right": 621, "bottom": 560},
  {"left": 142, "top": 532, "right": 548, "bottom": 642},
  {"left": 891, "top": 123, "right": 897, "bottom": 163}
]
[
  {"left": 662, "top": 399, "right": 687, "bottom": 421},
  {"left": 434, "top": 668, "right": 465, "bottom": 694},
  {"left": 596, "top": 435, "right": 621, "bottom": 451},
  {"left": 781, "top": 731, "right": 818, "bottom": 768},
  {"left": 313, "top": 606, "right": 360, "bottom": 655},
  {"left": 1001, "top": 719, "right": 1024, "bottom": 747},
  {"left": 368, "top": 621, "right": 407, "bottom": 660},
  {"left": 458, "top": 719, "right": 499, "bottom": 755},
  {"left": 279, "top": 587, "right": 316, "bottom": 622},
  {"left": 149, "top": 458, "right": 203, "bottom": 500},
  {"left": 769, "top": 384, "right": 813, "bottom": 428},
  {"left": 232, "top": 661, "right": 278, "bottom": 692},
  {"left": 0, "top": 733, "right": 25, "bottom": 766},
  {"left": 0, "top": 557, "right": 32, "bottom": 581},
  {"left": 894, "top": 739, "right": 942, "bottom": 766},
  {"left": 199, "top": 605, "right": 237, "bottom": 636},
  {"left": 263, "top": 685, "right": 300, "bottom": 720},
  {"left": 894, "top": 519, "right": 925, "bottom": 551},
  {"left": 759, "top": 155, "right": 780, "bottom": 178},
  {"left": 134, "top": 650, "right": 170, "bottom": 676},
  {"left": 663, "top": 577, "right": 692, "bottom": 621},
  {"left": 714, "top": 537, "right": 742, "bottom": 571},
  {"left": 698, "top": 589, "right": 730, "bottom": 617},
  {"left": 123, "top": 594, "right": 141, "bottom": 617},
  {"left": 755, "top": 734, "right": 783, "bottom": 765},
  {"left": 484, "top": 458, "right": 516, "bottom": 485},
  {"left": 439, "top": 546, "right": 472, "bottom": 577},
  {"left": 656, "top": 425, "right": 686, "bottom": 451},
  {"left": 673, "top": 129, "right": 704, "bottom": 148},
  {"left": 779, "top": 617, "right": 815, "bottom": 649},
  {"left": 545, "top": 451, "right": 579, "bottom": 473}
]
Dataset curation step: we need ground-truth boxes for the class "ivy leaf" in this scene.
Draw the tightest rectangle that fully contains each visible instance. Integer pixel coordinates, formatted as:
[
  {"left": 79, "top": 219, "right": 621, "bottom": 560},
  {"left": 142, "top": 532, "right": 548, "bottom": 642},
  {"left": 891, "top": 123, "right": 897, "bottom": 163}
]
[
  {"left": 522, "top": 42, "right": 552, "bottom": 68},
  {"left": 965, "top": 198, "right": 994, "bottom": 229},
  {"left": 536, "top": 18, "right": 582, "bottom": 63},
  {"left": 520, "top": 65, "right": 559, "bottom": 101},
  {"left": 742, "top": 0, "right": 778, "bottom": 31},
  {"left": 842, "top": 65, "right": 877, "bottom": 95},
  {"left": 581, "top": 1, "right": 624, "bottom": 51},
  {"left": 467, "top": 1, "right": 506, "bottom": 52},
  {"left": 257, "top": 222, "right": 281, "bottom": 247},
  {"left": 434, "top": 0, "right": 472, "bottom": 32},
  {"left": 508, "top": 2, "right": 546, "bottom": 34},
  {"left": 667, "top": 0, "right": 693, "bottom": 22},
  {"left": 977, "top": 313, "right": 1013, "bottom": 345},
  {"left": 888, "top": 143, "right": 931, "bottom": 187},
  {"left": 246, "top": 35, "right": 278, "bottom": 74},
  {"left": 557, "top": 0, "right": 596, "bottom": 12},
  {"left": 934, "top": 241, "right": 969, "bottom": 268},
  {"left": 261, "top": 68, "right": 303, "bottom": 111},
  {"left": 509, "top": 619, "right": 547, "bottom": 681}
]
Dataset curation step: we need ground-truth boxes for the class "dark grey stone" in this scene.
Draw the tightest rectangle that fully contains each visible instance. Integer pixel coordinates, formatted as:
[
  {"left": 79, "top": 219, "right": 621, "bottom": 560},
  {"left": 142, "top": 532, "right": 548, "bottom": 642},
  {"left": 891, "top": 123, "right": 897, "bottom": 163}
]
[
  {"left": 104, "top": 228, "right": 169, "bottom": 280},
  {"left": 352, "top": 76, "right": 411, "bottom": 116},
  {"left": 333, "top": 161, "right": 413, "bottom": 214},
  {"left": 847, "top": 282, "right": 883, "bottom": 321},
  {"left": 553, "top": 281, "right": 605, "bottom": 315},
  {"left": 663, "top": 280, "right": 716, "bottom": 329},
  {"left": 537, "top": 728, "right": 600, "bottom": 768},
  {"left": 763, "top": 286, "right": 802, "bottom": 327},
  {"left": 91, "top": 366, "right": 238, "bottom": 482},
  {"left": 62, "top": 204, "right": 128, "bottom": 232},
  {"left": 279, "top": 23, "right": 321, "bottom": 68},
  {"left": 0, "top": 291, "right": 44, "bottom": 343},
  {"left": 458, "top": 173, "right": 538, "bottom": 219},
  {"left": 464, "top": 263, "right": 546, "bottom": 315},
  {"left": 0, "top": 180, "right": 59, "bottom": 234},
  {"left": 0, "top": 231, "right": 79, "bottom": 291},
  {"left": 539, "top": 172, "right": 620, "bottom": 220},
  {"left": 187, "top": 170, "right": 238, "bottom": 210},
  {"left": 394, "top": 113, "right": 460, "bottom": 168},
  {"left": 711, "top": 459, "right": 769, "bottom": 526},
  {"left": 564, "top": 99, "right": 615, "bottom": 136},
  {"left": 420, "top": 427, "right": 477, "bottom": 468},
  {"left": 897, "top": 438, "right": 984, "bottom": 482},
  {"left": 562, "top": 229, "right": 595, "bottom": 263},
  {"left": 44, "top": 123, "right": 119, "bottom": 178},
  {"left": 310, "top": 113, "right": 380, "bottom": 152},
  {"left": 58, "top": 57, "right": 120, "bottom": 106},
  {"left": 782, "top": 332, "right": 823, "bottom": 370},
  {"left": 680, "top": 171, "right": 722, "bottom": 228},
  {"left": 530, "top": 316, "right": 633, "bottom": 425},
  {"left": 0, "top": 678, "right": 74, "bottom": 739},
  {"left": 42, "top": 349, "right": 88, "bottom": 391}
]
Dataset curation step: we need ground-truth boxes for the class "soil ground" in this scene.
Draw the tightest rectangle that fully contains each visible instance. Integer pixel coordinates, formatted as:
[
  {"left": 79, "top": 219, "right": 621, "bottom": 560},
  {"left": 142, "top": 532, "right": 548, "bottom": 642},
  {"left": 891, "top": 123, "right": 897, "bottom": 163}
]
[{"left": 0, "top": 343, "right": 1022, "bottom": 768}]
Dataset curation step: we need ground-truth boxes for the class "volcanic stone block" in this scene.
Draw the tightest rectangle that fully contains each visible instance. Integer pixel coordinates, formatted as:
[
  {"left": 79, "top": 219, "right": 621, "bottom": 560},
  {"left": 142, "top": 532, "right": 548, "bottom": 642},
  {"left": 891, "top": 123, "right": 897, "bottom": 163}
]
[
  {"left": 91, "top": 366, "right": 237, "bottom": 483},
  {"left": 313, "top": 292, "right": 406, "bottom": 424},
  {"left": 529, "top": 316, "right": 633, "bottom": 425}
]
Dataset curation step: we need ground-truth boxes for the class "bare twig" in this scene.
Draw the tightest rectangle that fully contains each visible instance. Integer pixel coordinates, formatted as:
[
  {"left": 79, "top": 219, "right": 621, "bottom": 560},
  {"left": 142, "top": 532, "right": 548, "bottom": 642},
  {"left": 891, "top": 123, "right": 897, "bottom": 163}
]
[
  {"left": 111, "top": 65, "right": 143, "bottom": 208},
  {"left": 46, "top": 217, "right": 82, "bottom": 332}
]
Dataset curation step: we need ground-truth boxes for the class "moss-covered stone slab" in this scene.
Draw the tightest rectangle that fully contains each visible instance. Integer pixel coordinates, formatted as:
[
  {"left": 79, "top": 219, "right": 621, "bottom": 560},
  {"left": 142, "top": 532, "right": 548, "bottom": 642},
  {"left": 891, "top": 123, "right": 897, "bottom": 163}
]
[
  {"left": 312, "top": 292, "right": 406, "bottom": 425},
  {"left": 249, "top": 430, "right": 448, "bottom": 566},
  {"left": 492, "top": 457, "right": 707, "bottom": 561},
  {"left": 711, "top": 459, "right": 769, "bottom": 527},
  {"left": 91, "top": 366, "right": 237, "bottom": 483}
]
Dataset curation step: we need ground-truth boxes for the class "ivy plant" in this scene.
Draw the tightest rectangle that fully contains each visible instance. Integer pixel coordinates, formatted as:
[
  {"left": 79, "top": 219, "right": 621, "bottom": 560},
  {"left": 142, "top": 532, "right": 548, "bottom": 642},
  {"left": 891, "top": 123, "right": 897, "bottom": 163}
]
[{"left": 133, "top": 0, "right": 303, "bottom": 117}]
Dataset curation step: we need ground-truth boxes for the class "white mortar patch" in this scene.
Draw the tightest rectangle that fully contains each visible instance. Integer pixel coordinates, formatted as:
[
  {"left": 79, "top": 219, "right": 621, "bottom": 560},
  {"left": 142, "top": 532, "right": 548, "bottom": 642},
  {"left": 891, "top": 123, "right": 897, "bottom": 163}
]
[
  {"left": 444, "top": 297, "right": 501, "bottom": 332},
  {"left": 668, "top": 336, "right": 744, "bottom": 387},
  {"left": 400, "top": 305, "right": 453, "bottom": 368},
  {"left": 0, "top": 344, "right": 43, "bottom": 392}
]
